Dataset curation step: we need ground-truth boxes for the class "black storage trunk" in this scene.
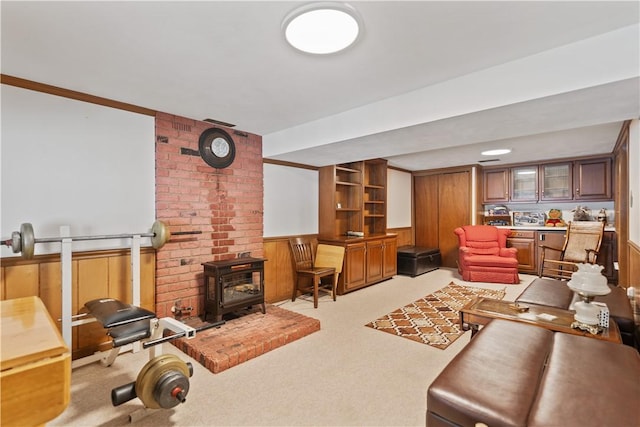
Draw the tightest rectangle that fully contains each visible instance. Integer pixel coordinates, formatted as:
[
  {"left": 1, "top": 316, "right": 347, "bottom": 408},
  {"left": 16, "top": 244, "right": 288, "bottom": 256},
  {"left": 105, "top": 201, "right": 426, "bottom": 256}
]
[{"left": 397, "top": 246, "right": 441, "bottom": 277}]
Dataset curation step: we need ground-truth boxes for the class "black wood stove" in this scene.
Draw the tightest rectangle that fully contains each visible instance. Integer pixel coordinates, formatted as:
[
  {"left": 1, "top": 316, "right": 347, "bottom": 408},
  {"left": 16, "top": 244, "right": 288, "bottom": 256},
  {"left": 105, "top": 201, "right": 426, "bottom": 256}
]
[{"left": 202, "top": 257, "right": 266, "bottom": 322}]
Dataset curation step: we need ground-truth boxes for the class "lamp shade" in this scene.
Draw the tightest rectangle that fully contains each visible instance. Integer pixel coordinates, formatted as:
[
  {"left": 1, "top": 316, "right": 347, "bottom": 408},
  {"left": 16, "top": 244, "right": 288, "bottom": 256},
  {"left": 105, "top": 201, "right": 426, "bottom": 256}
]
[{"left": 567, "top": 263, "right": 610, "bottom": 296}]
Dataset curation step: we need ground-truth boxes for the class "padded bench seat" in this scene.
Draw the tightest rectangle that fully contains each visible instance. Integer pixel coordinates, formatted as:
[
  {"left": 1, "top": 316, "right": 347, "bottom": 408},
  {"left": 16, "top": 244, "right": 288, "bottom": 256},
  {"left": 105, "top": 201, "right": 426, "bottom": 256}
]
[
  {"left": 84, "top": 298, "right": 156, "bottom": 347},
  {"left": 516, "top": 277, "right": 635, "bottom": 347},
  {"left": 427, "top": 319, "right": 640, "bottom": 427},
  {"left": 397, "top": 246, "right": 441, "bottom": 277}
]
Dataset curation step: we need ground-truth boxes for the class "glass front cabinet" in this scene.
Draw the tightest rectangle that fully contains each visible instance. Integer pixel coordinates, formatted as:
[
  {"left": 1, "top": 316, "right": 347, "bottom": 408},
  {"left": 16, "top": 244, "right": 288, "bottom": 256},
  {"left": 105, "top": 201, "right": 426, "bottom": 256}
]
[
  {"left": 510, "top": 166, "right": 538, "bottom": 202},
  {"left": 540, "top": 162, "right": 572, "bottom": 201}
]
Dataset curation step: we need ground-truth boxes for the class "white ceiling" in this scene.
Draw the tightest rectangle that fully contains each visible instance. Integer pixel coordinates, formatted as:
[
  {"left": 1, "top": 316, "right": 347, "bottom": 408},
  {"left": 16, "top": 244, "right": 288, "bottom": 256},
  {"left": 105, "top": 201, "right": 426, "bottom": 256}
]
[{"left": 2, "top": 1, "right": 639, "bottom": 171}]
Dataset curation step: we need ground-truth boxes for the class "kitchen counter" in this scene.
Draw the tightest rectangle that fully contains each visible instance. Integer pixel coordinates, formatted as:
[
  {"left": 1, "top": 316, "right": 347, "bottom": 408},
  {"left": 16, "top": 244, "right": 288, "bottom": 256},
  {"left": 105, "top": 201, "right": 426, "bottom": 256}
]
[{"left": 496, "top": 225, "right": 615, "bottom": 232}]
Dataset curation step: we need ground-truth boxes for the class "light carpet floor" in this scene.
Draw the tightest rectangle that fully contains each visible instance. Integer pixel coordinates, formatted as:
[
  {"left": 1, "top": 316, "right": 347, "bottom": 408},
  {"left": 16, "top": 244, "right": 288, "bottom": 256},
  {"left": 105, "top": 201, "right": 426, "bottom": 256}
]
[{"left": 51, "top": 268, "right": 535, "bottom": 426}]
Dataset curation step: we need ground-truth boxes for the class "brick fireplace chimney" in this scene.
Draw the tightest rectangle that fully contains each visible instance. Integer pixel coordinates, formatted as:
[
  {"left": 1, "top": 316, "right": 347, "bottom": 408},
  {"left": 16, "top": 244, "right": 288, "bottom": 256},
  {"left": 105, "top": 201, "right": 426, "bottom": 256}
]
[{"left": 154, "top": 112, "right": 264, "bottom": 318}]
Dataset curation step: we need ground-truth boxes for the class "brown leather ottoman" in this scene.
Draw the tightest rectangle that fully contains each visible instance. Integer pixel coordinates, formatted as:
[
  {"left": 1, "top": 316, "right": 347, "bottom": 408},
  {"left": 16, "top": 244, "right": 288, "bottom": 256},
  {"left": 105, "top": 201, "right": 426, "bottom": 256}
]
[
  {"left": 528, "top": 332, "right": 640, "bottom": 427},
  {"left": 427, "top": 319, "right": 640, "bottom": 427},
  {"left": 427, "top": 320, "right": 552, "bottom": 427},
  {"left": 516, "top": 277, "right": 636, "bottom": 347}
]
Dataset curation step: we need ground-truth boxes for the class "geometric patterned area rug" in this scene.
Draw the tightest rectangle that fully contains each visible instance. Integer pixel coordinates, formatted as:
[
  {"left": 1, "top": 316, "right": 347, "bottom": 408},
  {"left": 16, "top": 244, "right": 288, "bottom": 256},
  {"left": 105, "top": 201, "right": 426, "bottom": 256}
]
[
  {"left": 172, "top": 304, "right": 320, "bottom": 374},
  {"left": 365, "top": 282, "right": 505, "bottom": 350}
]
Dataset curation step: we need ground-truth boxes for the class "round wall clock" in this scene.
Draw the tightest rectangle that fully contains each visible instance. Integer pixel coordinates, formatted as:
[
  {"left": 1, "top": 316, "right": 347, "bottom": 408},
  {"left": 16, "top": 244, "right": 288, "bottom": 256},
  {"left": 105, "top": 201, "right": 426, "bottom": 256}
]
[{"left": 198, "top": 128, "right": 236, "bottom": 169}]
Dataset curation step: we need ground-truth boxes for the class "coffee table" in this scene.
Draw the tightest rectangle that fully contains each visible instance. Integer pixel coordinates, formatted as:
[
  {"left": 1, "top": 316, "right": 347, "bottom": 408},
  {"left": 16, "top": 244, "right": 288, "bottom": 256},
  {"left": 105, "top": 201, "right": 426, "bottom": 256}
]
[{"left": 460, "top": 297, "right": 622, "bottom": 343}]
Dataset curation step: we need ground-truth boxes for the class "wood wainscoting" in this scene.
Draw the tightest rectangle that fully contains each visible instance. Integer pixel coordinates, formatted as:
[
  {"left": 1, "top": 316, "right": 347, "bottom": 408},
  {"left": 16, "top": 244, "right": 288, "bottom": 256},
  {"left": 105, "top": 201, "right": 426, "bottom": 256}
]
[
  {"left": 263, "top": 236, "right": 299, "bottom": 304},
  {"left": 630, "top": 241, "right": 640, "bottom": 297},
  {"left": 0, "top": 248, "right": 155, "bottom": 359}
]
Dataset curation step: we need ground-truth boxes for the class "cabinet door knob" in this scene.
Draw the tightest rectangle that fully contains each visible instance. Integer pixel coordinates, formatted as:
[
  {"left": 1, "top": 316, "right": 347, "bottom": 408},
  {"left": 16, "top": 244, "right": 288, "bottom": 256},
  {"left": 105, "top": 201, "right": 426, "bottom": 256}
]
[{"left": 575, "top": 188, "right": 580, "bottom": 194}]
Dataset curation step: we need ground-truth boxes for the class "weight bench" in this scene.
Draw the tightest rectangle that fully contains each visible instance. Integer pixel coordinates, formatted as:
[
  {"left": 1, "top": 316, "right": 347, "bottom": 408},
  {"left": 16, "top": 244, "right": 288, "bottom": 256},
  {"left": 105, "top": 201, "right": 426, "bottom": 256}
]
[{"left": 83, "top": 298, "right": 197, "bottom": 420}]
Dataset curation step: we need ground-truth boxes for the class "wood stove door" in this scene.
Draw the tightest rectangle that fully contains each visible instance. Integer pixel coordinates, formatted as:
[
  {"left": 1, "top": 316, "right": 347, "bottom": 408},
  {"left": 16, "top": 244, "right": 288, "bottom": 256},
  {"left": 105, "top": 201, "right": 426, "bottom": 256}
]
[{"left": 220, "top": 268, "right": 263, "bottom": 308}]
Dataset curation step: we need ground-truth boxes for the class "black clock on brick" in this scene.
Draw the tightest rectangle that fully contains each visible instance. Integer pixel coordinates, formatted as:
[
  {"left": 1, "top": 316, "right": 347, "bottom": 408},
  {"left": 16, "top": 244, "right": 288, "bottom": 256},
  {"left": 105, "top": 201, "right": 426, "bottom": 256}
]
[{"left": 198, "top": 128, "right": 236, "bottom": 169}]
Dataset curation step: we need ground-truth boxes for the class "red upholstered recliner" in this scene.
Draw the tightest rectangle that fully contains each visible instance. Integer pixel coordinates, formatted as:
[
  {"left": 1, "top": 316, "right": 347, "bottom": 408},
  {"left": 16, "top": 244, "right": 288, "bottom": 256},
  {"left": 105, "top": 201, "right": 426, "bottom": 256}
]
[{"left": 454, "top": 225, "right": 520, "bottom": 284}]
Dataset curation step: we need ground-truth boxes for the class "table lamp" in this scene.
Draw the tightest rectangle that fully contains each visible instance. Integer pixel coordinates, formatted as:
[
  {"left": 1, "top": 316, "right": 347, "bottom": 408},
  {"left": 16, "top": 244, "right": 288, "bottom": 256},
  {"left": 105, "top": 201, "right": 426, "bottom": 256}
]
[{"left": 567, "top": 263, "right": 610, "bottom": 334}]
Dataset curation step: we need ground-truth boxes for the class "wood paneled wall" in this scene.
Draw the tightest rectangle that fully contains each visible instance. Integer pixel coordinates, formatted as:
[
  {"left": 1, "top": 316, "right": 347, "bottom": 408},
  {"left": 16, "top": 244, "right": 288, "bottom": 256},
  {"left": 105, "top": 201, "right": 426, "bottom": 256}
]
[
  {"left": 263, "top": 236, "right": 297, "bottom": 304},
  {"left": 414, "top": 167, "right": 473, "bottom": 268},
  {"left": 614, "top": 121, "right": 629, "bottom": 286},
  {"left": 0, "top": 248, "right": 155, "bottom": 359},
  {"left": 388, "top": 227, "right": 412, "bottom": 247}
]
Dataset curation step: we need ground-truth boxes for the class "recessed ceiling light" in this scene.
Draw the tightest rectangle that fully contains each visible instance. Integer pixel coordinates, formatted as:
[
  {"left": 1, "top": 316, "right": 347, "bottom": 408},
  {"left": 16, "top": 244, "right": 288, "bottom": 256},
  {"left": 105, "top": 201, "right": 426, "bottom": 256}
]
[
  {"left": 481, "top": 149, "right": 511, "bottom": 156},
  {"left": 282, "top": 3, "right": 362, "bottom": 55}
]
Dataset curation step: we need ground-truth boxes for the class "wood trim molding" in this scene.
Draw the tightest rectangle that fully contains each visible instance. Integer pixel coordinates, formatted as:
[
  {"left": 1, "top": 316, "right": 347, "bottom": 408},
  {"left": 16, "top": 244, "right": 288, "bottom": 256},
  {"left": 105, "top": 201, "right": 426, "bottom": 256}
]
[
  {"left": 262, "top": 158, "right": 318, "bottom": 171},
  {"left": 1, "top": 74, "right": 156, "bottom": 116},
  {"left": 412, "top": 164, "right": 477, "bottom": 176},
  {"left": 613, "top": 120, "right": 632, "bottom": 153},
  {"left": 263, "top": 234, "right": 318, "bottom": 243}
]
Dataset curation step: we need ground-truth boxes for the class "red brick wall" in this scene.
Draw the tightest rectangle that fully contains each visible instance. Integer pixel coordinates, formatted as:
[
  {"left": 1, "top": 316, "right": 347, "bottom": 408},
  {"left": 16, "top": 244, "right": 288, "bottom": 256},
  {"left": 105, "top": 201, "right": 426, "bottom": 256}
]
[{"left": 155, "top": 112, "right": 263, "bottom": 318}]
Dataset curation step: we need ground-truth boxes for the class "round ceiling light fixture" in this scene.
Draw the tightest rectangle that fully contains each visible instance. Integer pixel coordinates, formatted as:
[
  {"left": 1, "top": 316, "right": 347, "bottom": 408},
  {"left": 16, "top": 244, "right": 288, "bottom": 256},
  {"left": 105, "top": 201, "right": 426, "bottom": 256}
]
[
  {"left": 282, "top": 2, "right": 362, "bottom": 55},
  {"left": 481, "top": 148, "right": 512, "bottom": 156}
]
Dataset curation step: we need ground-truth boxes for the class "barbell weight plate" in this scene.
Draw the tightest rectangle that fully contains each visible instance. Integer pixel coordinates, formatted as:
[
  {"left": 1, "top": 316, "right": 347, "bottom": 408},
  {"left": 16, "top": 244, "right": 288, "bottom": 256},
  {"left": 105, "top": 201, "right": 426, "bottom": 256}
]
[
  {"left": 153, "top": 370, "right": 190, "bottom": 408},
  {"left": 20, "top": 223, "right": 35, "bottom": 259},
  {"left": 10, "top": 231, "right": 21, "bottom": 253},
  {"left": 135, "top": 354, "right": 190, "bottom": 409},
  {"left": 151, "top": 220, "right": 171, "bottom": 249}
]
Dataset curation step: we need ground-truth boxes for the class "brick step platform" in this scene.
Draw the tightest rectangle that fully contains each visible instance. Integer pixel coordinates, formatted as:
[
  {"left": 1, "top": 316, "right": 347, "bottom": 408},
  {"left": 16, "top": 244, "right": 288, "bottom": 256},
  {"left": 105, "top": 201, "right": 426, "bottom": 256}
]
[{"left": 172, "top": 304, "right": 320, "bottom": 374}]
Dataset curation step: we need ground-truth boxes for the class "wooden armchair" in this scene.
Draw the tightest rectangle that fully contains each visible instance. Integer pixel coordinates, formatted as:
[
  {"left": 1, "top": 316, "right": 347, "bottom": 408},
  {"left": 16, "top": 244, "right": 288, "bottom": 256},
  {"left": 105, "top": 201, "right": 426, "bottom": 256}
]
[
  {"left": 289, "top": 237, "right": 341, "bottom": 308},
  {"left": 538, "top": 221, "right": 605, "bottom": 280}
]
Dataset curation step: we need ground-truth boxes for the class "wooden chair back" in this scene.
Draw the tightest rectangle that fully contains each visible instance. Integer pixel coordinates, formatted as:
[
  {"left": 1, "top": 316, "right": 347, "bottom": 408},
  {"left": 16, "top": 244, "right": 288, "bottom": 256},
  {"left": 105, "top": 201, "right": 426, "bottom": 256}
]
[
  {"left": 539, "top": 221, "right": 605, "bottom": 279},
  {"left": 289, "top": 237, "right": 318, "bottom": 271},
  {"left": 561, "top": 221, "right": 605, "bottom": 263}
]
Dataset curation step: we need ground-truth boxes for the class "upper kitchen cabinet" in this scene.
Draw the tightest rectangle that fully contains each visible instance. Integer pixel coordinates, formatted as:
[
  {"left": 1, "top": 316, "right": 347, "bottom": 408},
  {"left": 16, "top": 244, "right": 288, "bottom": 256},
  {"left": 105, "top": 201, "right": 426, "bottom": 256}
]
[
  {"left": 511, "top": 166, "right": 538, "bottom": 202},
  {"left": 483, "top": 168, "right": 509, "bottom": 203},
  {"left": 574, "top": 157, "right": 612, "bottom": 200},
  {"left": 482, "top": 156, "right": 613, "bottom": 204},
  {"left": 540, "top": 162, "right": 572, "bottom": 201}
]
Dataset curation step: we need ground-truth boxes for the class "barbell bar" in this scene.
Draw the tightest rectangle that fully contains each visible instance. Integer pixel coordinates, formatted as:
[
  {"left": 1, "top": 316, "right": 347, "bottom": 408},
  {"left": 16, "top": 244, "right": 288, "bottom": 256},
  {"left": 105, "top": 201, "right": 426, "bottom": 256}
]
[{"left": 2, "top": 220, "right": 202, "bottom": 259}]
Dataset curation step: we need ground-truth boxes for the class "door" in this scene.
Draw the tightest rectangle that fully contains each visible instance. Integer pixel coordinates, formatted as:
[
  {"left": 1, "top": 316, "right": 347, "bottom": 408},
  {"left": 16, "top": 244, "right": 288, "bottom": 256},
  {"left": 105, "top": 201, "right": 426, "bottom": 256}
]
[
  {"left": 506, "top": 230, "right": 536, "bottom": 273},
  {"left": 537, "top": 230, "right": 567, "bottom": 274},
  {"left": 365, "top": 240, "right": 384, "bottom": 283},
  {"left": 439, "top": 171, "right": 470, "bottom": 268},
  {"left": 483, "top": 168, "right": 509, "bottom": 203},
  {"left": 511, "top": 166, "right": 538, "bottom": 202},
  {"left": 540, "top": 162, "right": 572, "bottom": 201},
  {"left": 414, "top": 174, "right": 439, "bottom": 249},
  {"left": 415, "top": 171, "right": 470, "bottom": 269},
  {"left": 574, "top": 157, "right": 612, "bottom": 200},
  {"left": 382, "top": 237, "right": 398, "bottom": 278},
  {"left": 342, "top": 243, "right": 366, "bottom": 292}
]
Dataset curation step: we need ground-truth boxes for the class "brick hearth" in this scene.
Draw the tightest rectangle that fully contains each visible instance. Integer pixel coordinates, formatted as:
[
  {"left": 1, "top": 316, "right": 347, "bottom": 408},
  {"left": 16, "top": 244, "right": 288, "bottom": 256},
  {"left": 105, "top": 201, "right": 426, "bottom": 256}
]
[{"left": 172, "top": 305, "right": 320, "bottom": 374}]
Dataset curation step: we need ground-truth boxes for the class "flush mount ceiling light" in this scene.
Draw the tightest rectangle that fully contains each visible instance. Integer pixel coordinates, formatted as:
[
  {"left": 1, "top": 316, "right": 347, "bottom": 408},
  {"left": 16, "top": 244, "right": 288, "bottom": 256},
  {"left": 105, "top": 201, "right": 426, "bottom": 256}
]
[
  {"left": 282, "top": 2, "right": 362, "bottom": 55},
  {"left": 481, "top": 149, "right": 512, "bottom": 156}
]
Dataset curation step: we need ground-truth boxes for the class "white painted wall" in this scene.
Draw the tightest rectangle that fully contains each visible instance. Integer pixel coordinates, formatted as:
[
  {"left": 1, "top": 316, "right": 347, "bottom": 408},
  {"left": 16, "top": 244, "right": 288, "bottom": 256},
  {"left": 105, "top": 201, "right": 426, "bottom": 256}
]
[
  {"left": 263, "top": 164, "right": 413, "bottom": 236},
  {"left": 629, "top": 119, "right": 640, "bottom": 245},
  {"left": 263, "top": 163, "right": 318, "bottom": 237},
  {"left": 387, "top": 169, "right": 412, "bottom": 228},
  {"left": 1, "top": 85, "right": 155, "bottom": 257}
]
